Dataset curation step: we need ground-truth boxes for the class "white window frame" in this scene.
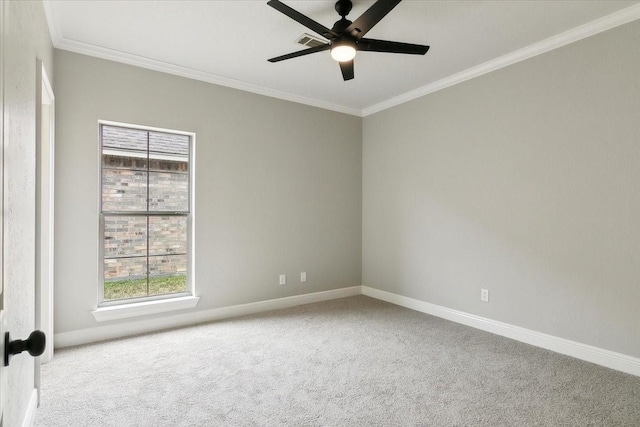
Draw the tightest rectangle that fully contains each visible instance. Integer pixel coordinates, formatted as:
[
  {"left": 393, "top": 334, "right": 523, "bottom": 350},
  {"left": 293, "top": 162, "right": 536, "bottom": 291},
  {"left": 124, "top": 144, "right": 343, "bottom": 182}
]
[{"left": 96, "top": 120, "right": 196, "bottom": 310}]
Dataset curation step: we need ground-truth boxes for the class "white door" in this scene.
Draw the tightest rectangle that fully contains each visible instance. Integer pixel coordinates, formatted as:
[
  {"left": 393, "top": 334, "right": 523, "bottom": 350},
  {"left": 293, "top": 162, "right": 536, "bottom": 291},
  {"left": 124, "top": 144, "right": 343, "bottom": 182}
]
[
  {"left": 0, "top": 5, "right": 48, "bottom": 424},
  {"left": 1, "top": 0, "right": 7, "bottom": 421}
]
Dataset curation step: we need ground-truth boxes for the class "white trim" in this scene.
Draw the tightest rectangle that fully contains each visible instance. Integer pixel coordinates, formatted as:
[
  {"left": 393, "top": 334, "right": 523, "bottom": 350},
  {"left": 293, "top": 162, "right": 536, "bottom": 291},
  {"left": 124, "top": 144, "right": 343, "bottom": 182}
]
[
  {"left": 21, "top": 389, "right": 37, "bottom": 427},
  {"left": 97, "top": 119, "right": 196, "bottom": 308},
  {"left": 92, "top": 295, "right": 200, "bottom": 322},
  {"left": 59, "top": 285, "right": 640, "bottom": 377},
  {"left": 59, "top": 286, "right": 361, "bottom": 347},
  {"left": 49, "top": 37, "right": 361, "bottom": 117},
  {"left": 98, "top": 119, "right": 195, "bottom": 137},
  {"left": 188, "top": 134, "right": 196, "bottom": 299},
  {"left": 362, "top": 286, "right": 640, "bottom": 378},
  {"left": 44, "top": 2, "right": 640, "bottom": 118},
  {"left": 363, "top": 3, "right": 640, "bottom": 116},
  {"left": 40, "top": 65, "right": 54, "bottom": 104},
  {"left": 35, "top": 60, "right": 55, "bottom": 365}
]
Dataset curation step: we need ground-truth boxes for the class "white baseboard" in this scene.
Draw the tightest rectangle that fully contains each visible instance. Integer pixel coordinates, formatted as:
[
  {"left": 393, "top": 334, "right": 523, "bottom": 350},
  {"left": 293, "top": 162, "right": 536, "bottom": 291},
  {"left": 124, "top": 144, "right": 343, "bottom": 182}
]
[
  {"left": 22, "top": 388, "right": 38, "bottom": 427},
  {"left": 54, "top": 285, "right": 640, "bottom": 378},
  {"left": 55, "top": 286, "right": 361, "bottom": 348},
  {"left": 362, "top": 286, "right": 640, "bottom": 378}
]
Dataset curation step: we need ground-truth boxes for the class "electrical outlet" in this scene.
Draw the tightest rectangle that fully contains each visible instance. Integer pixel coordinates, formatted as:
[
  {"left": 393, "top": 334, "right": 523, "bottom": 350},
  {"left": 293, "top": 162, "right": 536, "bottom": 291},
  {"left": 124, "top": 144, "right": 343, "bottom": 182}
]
[
  {"left": 300, "top": 272, "right": 307, "bottom": 283},
  {"left": 480, "top": 289, "right": 489, "bottom": 302},
  {"left": 279, "top": 274, "right": 286, "bottom": 286}
]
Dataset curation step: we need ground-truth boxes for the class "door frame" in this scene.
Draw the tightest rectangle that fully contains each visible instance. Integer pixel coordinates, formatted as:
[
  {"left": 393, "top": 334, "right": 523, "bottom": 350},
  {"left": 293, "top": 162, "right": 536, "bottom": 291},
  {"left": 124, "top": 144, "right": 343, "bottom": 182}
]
[{"left": 35, "top": 60, "right": 55, "bottom": 367}]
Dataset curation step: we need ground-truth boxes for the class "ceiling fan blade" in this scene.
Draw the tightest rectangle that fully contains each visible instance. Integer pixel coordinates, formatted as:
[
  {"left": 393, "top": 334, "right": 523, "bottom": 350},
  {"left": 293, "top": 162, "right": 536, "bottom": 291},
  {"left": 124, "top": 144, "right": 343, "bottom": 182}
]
[
  {"left": 268, "top": 44, "right": 330, "bottom": 63},
  {"left": 339, "top": 60, "right": 354, "bottom": 81},
  {"left": 346, "top": 0, "right": 402, "bottom": 40},
  {"left": 358, "top": 38, "right": 429, "bottom": 55},
  {"left": 267, "top": 0, "right": 337, "bottom": 39}
]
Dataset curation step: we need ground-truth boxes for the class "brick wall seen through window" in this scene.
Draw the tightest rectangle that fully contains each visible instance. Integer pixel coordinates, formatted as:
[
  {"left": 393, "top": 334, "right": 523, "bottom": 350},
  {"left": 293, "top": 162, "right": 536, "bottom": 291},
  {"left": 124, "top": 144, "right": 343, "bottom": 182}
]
[{"left": 100, "top": 124, "right": 192, "bottom": 303}]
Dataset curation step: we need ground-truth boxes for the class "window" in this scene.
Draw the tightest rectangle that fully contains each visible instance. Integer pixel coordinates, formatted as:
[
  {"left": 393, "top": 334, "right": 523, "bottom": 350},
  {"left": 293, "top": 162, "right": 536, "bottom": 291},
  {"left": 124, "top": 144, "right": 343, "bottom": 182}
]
[{"left": 99, "top": 122, "right": 193, "bottom": 305}]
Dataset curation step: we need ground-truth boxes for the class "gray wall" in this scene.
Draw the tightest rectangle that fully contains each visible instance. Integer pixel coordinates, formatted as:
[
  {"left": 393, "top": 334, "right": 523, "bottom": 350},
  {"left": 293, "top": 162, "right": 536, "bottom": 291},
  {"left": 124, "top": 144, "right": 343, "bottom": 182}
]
[
  {"left": 2, "top": 0, "right": 53, "bottom": 425},
  {"left": 363, "top": 21, "right": 640, "bottom": 358},
  {"left": 54, "top": 50, "right": 362, "bottom": 335},
  {"left": 54, "top": 13, "right": 639, "bottom": 362}
]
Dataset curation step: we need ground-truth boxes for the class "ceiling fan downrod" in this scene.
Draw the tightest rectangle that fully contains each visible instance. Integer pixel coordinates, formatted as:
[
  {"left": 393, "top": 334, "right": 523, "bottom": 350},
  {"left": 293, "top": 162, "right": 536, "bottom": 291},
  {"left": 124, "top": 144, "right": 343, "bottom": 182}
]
[
  {"left": 266, "top": 0, "right": 430, "bottom": 81},
  {"left": 333, "top": 0, "right": 354, "bottom": 34}
]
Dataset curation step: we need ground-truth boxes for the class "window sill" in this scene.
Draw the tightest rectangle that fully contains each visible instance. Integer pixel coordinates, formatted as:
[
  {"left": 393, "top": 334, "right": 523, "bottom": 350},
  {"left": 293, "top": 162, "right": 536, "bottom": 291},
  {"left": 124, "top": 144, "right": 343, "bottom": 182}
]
[{"left": 92, "top": 296, "right": 200, "bottom": 322}]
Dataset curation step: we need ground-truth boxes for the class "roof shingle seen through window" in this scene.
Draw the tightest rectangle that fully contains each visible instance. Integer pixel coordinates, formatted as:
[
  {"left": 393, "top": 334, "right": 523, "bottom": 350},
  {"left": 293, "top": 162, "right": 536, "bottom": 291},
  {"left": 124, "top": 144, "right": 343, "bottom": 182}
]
[{"left": 102, "top": 125, "right": 189, "bottom": 156}]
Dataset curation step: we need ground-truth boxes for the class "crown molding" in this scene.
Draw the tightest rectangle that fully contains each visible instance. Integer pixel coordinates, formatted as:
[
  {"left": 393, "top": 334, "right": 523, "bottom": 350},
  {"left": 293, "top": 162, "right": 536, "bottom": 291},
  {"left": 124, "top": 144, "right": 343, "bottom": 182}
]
[
  {"left": 362, "top": 3, "right": 640, "bottom": 116},
  {"left": 42, "top": 1, "right": 361, "bottom": 117},
  {"left": 55, "top": 38, "right": 362, "bottom": 117},
  {"left": 44, "top": 1, "right": 640, "bottom": 118}
]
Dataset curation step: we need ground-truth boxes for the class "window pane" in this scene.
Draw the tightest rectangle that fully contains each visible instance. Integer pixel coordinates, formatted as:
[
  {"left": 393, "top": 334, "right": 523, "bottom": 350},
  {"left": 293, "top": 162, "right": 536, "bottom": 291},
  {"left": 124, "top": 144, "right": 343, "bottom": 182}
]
[
  {"left": 149, "top": 171, "right": 188, "bottom": 211},
  {"left": 102, "top": 125, "right": 147, "bottom": 152},
  {"left": 148, "top": 255, "right": 187, "bottom": 296},
  {"left": 148, "top": 158, "right": 188, "bottom": 173},
  {"left": 149, "top": 131, "right": 189, "bottom": 158},
  {"left": 104, "top": 216, "right": 147, "bottom": 258},
  {"left": 100, "top": 124, "right": 191, "bottom": 303},
  {"left": 102, "top": 153, "right": 147, "bottom": 172},
  {"left": 149, "top": 216, "right": 187, "bottom": 256},
  {"left": 149, "top": 254, "right": 187, "bottom": 277},
  {"left": 103, "top": 257, "right": 148, "bottom": 301},
  {"left": 102, "top": 169, "right": 148, "bottom": 211},
  {"left": 147, "top": 275, "right": 187, "bottom": 297}
]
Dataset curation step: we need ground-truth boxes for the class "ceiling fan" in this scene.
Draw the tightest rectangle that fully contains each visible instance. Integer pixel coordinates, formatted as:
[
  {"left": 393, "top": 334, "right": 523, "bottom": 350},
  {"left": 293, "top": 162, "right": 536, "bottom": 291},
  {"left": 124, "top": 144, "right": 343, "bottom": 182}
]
[{"left": 267, "top": 0, "right": 429, "bottom": 81}]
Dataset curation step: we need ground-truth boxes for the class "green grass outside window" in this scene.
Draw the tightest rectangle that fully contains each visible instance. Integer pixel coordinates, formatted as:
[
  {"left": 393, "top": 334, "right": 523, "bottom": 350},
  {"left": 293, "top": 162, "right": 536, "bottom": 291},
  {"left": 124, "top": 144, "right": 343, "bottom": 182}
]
[{"left": 104, "top": 275, "right": 187, "bottom": 301}]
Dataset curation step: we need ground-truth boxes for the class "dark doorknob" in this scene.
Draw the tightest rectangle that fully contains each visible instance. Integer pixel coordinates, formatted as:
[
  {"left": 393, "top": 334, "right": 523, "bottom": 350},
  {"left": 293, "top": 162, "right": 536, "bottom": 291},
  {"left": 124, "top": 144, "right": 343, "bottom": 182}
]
[{"left": 4, "top": 330, "right": 46, "bottom": 366}]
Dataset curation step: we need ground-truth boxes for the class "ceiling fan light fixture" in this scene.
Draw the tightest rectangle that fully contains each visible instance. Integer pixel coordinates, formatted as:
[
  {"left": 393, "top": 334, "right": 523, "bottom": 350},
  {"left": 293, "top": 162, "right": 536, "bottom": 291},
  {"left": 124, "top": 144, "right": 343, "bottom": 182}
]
[
  {"left": 267, "top": 0, "right": 429, "bottom": 80},
  {"left": 330, "top": 41, "right": 356, "bottom": 62}
]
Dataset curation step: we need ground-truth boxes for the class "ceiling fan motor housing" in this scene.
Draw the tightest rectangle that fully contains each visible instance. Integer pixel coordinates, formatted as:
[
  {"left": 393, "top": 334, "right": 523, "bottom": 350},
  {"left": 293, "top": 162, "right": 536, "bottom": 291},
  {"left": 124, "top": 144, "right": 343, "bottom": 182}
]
[
  {"left": 332, "top": 18, "right": 354, "bottom": 34},
  {"left": 267, "top": 0, "right": 430, "bottom": 81}
]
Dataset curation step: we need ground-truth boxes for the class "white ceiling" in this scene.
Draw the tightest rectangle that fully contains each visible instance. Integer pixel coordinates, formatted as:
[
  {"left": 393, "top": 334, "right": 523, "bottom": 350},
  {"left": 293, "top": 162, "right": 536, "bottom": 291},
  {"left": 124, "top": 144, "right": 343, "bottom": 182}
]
[{"left": 44, "top": 1, "right": 640, "bottom": 115}]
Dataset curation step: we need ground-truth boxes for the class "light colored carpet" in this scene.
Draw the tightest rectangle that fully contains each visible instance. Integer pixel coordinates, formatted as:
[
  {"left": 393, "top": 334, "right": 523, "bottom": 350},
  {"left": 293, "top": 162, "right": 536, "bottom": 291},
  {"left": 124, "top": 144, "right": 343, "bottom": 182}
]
[{"left": 35, "top": 296, "right": 640, "bottom": 426}]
